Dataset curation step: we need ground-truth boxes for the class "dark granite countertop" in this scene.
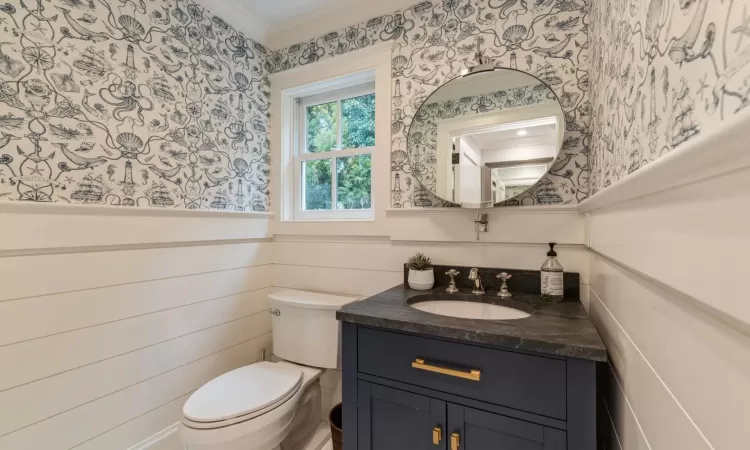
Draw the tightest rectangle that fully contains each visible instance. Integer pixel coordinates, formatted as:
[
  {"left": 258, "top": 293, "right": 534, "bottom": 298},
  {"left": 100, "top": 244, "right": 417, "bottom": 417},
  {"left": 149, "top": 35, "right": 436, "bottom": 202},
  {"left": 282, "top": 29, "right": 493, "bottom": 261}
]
[{"left": 337, "top": 284, "right": 607, "bottom": 362}]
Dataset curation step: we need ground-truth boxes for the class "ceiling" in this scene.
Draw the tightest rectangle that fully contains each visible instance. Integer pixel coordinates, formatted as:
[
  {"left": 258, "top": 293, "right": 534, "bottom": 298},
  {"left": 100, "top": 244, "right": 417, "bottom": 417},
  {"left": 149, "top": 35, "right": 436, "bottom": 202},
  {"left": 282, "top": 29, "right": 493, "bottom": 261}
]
[
  {"left": 233, "top": 0, "right": 418, "bottom": 49},
  {"left": 469, "top": 123, "right": 557, "bottom": 151},
  {"left": 241, "top": 0, "right": 355, "bottom": 26}
]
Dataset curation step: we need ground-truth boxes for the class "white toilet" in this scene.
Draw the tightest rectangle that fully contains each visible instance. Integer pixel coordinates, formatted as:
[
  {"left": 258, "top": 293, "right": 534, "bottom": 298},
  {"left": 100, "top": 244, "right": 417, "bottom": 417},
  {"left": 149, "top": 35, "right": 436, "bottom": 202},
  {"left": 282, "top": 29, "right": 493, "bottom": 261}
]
[{"left": 180, "top": 290, "right": 358, "bottom": 450}]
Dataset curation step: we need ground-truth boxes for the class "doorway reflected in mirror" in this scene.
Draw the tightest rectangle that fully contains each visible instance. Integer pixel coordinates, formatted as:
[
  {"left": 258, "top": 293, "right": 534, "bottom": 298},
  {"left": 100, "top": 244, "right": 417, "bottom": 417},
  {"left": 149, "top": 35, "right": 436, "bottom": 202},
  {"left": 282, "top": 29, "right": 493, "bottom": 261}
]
[
  {"left": 453, "top": 116, "right": 560, "bottom": 205},
  {"left": 407, "top": 68, "right": 565, "bottom": 208}
]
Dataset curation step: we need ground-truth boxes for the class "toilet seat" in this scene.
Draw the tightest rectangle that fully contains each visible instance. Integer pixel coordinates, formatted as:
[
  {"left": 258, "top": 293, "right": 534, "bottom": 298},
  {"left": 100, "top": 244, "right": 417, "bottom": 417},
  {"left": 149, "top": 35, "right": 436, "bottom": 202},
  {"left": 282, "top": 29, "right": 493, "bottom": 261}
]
[
  {"left": 183, "top": 362, "right": 303, "bottom": 430},
  {"left": 180, "top": 362, "right": 322, "bottom": 448}
]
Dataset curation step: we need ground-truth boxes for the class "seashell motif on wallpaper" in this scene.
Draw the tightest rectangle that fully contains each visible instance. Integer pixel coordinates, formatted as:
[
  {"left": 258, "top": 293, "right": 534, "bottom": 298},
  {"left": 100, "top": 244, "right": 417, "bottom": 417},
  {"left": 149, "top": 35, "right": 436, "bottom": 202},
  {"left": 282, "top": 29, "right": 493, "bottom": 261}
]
[
  {"left": 501, "top": 25, "right": 528, "bottom": 46},
  {"left": 116, "top": 132, "right": 145, "bottom": 156},
  {"left": 118, "top": 15, "right": 146, "bottom": 37},
  {"left": 391, "top": 149, "right": 408, "bottom": 169},
  {"left": 392, "top": 55, "right": 408, "bottom": 73},
  {"left": 0, "top": 0, "right": 270, "bottom": 211}
]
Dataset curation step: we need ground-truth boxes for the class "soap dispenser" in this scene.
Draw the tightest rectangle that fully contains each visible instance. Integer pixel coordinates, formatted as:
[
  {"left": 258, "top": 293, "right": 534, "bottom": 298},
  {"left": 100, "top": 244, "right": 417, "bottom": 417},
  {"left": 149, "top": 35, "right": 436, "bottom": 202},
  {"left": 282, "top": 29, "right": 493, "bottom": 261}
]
[{"left": 541, "top": 243, "right": 564, "bottom": 302}]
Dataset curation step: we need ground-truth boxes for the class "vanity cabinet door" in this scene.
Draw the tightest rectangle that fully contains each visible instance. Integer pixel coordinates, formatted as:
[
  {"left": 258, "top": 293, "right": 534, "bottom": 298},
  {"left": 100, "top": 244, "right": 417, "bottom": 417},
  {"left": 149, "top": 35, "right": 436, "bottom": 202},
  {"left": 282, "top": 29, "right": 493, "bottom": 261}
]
[
  {"left": 447, "top": 404, "right": 566, "bottom": 450},
  {"left": 358, "top": 381, "right": 447, "bottom": 450}
]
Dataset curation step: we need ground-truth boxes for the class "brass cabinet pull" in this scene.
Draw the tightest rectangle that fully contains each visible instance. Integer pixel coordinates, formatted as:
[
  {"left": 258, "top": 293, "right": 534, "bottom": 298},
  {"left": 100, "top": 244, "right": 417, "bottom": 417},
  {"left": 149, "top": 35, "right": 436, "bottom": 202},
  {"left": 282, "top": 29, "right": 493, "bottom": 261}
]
[
  {"left": 412, "top": 358, "right": 481, "bottom": 381},
  {"left": 432, "top": 426, "right": 442, "bottom": 445},
  {"left": 450, "top": 432, "right": 460, "bottom": 450}
]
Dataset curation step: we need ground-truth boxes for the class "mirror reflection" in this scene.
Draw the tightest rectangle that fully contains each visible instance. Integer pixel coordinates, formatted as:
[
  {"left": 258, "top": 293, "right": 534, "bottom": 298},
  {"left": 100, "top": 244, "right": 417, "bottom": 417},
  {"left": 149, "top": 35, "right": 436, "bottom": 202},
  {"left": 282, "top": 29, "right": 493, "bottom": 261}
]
[{"left": 407, "top": 69, "right": 564, "bottom": 208}]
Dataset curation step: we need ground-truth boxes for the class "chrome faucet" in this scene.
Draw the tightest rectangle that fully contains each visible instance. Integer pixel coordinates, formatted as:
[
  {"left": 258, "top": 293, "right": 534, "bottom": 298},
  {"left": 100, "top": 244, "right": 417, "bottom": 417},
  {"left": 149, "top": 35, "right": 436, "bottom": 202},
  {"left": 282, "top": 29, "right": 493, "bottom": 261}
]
[
  {"left": 468, "top": 268, "right": 485, "bottom": 295},
  {"left": 445, "top": 269, "right": 460, "bottom": 293}
]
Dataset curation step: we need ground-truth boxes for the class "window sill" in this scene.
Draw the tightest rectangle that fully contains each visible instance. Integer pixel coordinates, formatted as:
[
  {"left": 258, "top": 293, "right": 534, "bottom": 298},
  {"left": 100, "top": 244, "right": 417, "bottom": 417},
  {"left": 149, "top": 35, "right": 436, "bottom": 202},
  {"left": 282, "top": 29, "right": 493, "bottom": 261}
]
[{"left": 282, "top": 218, "right": 375, "bottom": 223}]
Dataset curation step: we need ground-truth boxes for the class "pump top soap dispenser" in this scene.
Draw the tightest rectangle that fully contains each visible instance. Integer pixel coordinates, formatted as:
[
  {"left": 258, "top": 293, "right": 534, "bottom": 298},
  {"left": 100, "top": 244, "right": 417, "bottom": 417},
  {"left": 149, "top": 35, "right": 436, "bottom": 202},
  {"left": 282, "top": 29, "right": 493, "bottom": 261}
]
[{"left": 541, "top": 243, "right": 564, "bottom": 302}]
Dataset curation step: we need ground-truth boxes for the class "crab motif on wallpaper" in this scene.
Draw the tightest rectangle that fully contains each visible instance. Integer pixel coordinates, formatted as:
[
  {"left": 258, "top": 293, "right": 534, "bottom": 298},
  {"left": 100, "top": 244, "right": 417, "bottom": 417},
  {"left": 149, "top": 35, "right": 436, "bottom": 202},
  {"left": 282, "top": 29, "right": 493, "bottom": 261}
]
[{"left": 0, "top": 0, "right": 270, "bottom": 211}]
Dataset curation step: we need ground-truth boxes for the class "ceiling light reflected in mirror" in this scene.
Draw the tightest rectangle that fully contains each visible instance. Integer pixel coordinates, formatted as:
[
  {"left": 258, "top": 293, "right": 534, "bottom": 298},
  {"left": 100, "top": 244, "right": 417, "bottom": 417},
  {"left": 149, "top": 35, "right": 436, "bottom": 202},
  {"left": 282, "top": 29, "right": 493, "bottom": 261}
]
[{"left": 406, "top": 68, "right": 565, "bottom": 208}]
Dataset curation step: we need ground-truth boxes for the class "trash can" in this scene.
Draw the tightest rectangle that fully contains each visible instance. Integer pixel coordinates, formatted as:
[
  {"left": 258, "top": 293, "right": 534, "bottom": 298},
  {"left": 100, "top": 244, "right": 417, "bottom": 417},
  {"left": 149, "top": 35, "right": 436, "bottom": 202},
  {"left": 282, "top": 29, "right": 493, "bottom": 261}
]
[{"left": 329, "top": 403, "right": 343, "bottom": 450}]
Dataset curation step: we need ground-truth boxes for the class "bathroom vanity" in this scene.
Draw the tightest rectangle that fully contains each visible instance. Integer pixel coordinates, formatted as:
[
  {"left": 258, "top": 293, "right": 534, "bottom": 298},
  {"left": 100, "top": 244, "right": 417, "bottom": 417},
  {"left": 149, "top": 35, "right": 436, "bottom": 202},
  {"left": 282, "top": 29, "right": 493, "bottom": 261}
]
[{"left": 336, "top": 266, "right": 606, "bottom": 450}]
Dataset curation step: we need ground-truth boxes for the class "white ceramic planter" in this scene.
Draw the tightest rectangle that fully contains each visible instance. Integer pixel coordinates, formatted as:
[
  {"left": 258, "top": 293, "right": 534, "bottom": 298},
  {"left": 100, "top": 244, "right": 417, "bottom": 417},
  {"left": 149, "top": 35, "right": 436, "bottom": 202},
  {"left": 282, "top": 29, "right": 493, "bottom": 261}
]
[{"left": 408, "top": 269, "right": 435, "bottom": 290}]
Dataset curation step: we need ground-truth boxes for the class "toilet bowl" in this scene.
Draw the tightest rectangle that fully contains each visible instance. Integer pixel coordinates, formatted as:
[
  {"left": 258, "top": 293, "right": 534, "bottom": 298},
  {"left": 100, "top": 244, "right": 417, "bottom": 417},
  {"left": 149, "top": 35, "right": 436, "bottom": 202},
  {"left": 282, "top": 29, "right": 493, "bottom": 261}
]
[{"left": 180, "top": 290, "right": 358, "bottom": 450}]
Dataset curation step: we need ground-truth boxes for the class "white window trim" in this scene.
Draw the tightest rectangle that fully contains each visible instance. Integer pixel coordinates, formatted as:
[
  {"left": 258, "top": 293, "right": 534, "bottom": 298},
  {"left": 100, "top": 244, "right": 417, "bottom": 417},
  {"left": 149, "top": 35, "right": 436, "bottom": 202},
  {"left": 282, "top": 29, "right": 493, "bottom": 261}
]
[
  {"left": 294, "top": 83, "right": 375, "bottom": 221},
  {"left": 270, "top": 43, "right": 391, "bottom": 235},
  {"left": 280, "top": 69, "right": 377, "bottom": 222}
]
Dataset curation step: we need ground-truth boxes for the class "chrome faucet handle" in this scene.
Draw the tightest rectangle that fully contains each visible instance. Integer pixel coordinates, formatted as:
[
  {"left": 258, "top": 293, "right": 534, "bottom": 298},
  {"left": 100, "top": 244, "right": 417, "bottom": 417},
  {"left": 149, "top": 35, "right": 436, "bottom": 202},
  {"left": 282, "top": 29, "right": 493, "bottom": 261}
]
[
  {"left": 496, "top": 272, "right": 512, "bottom": 298},
  {"left": 445, "top": 269, "right": 460, "bottom": 293},
  {"left": 468, "top": 268, "right": 484, "bottom": 295}
]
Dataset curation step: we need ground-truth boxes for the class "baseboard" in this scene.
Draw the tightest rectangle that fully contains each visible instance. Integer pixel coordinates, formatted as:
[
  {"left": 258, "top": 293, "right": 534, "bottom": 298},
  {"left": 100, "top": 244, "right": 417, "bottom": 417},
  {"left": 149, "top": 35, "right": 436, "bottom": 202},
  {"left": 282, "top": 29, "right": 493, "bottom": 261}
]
[{"left": 127, "top": 422, "right": 181, "bottom": 450}]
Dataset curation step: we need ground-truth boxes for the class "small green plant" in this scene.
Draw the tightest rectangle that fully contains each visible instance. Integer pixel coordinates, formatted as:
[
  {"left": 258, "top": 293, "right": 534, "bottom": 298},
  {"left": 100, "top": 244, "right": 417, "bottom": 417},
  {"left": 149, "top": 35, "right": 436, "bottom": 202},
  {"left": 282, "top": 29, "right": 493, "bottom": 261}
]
[{"left": 406, "top": 252, "right": 433, "bottom": 271}]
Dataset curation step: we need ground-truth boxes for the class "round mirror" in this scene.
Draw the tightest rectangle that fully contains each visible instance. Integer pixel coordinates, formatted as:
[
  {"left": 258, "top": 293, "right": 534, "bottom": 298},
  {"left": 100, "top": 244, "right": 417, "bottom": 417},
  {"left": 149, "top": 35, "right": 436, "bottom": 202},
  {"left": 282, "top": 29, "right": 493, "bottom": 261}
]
[{"left": 406, "top": 69, "right": 564, "bottom": 208}]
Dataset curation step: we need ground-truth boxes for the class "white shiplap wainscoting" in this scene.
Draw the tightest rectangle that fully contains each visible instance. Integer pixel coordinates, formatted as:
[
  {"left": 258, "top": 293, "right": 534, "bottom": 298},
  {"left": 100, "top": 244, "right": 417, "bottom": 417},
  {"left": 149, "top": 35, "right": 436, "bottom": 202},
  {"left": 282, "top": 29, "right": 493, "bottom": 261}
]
[
  {"left": 0, "top": 204, "right": 275, "bottom": 450},
  {"left": 582, "top": 110, "right": 750, "bottom": 450},
  {"left": 273, "top": 207, "right": 590, "bottom": 297},
  {"left": 271, "top": 206, "right": 590, "bottom": 421}
]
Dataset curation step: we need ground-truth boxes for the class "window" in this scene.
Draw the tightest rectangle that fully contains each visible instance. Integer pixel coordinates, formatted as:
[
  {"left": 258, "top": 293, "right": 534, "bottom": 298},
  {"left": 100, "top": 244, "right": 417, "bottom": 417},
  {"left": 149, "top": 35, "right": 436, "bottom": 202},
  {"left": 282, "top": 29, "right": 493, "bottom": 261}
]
[{"left": 293, "top": 83, "right": 375, "bottom": 220}]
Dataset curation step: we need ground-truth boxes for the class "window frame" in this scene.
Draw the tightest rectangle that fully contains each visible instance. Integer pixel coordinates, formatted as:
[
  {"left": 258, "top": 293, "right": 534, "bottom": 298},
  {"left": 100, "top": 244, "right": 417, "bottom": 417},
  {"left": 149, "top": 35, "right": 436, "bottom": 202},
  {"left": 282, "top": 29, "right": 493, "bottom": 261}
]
[{"left": 292, "top": 82, "right": 376, "bottom": 221}]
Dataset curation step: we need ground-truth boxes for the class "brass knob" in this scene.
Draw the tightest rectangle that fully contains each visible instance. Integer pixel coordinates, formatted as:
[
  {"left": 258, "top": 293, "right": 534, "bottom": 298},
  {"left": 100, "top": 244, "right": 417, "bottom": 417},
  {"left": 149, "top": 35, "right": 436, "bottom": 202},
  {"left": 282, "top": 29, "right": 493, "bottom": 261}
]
[
  {"left": 450, "top": 432, "right": 460, "bottom": 450},
  {"left": 432, "top": 426, "right": 442, "bottom": 445}
]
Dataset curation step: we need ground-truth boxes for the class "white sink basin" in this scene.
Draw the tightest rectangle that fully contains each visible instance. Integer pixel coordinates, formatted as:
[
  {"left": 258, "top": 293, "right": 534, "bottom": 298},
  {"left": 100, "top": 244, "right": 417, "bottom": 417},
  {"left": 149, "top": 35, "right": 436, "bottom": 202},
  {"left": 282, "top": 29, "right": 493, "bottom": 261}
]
[{"left": 410, "top": 300, "right": 531, "bottom": 320}]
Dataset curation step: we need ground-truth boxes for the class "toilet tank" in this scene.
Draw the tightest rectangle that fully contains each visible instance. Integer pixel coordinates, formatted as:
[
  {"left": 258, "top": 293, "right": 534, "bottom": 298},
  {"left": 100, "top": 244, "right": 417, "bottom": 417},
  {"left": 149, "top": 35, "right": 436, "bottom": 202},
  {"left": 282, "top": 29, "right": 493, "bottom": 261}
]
[{"left": 269, "top": 290, "right": 358, "bottom": 369}]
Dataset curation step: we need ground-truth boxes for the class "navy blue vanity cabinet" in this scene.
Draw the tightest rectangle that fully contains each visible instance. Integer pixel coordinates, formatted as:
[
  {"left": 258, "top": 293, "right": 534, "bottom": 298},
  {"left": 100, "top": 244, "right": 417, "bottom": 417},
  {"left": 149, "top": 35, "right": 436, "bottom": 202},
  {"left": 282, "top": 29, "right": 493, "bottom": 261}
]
[
  {"left": 342, "top": 323, "right": 598, "bottom": 450},
  {"left": 448, "top": 403, "right": 566, "bottom": 450},
  {"left": 357, "top": 382, "right": 446, "bottom": 450},
  {"left": 356, "top": 382, "right": 566, "bottom": 450}
]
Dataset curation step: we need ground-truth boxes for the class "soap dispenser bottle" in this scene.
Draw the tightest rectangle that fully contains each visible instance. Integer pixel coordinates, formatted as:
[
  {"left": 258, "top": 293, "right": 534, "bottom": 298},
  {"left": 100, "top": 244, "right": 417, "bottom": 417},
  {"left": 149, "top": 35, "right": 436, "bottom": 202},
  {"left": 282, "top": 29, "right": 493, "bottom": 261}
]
[{"left": 541, "top": 243, "right": 564, "bottom": 302}]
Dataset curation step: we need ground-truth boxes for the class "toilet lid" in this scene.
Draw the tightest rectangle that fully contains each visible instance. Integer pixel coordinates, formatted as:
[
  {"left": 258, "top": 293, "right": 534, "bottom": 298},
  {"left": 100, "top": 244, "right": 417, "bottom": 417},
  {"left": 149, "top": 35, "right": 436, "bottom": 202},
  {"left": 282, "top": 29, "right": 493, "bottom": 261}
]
[{"left": 183, "top": 362, "right": 303, "bottom": 423}]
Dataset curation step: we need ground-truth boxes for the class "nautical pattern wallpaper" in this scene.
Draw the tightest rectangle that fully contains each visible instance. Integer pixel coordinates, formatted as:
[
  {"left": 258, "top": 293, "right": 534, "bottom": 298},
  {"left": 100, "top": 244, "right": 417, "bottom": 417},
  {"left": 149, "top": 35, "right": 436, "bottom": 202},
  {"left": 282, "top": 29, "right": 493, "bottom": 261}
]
[
  {"left": 589, "top": 0, "right": 750, "bottom": 193},
  {"left": 407, "top": 82, "right": 556, "bottom": 198},
  {"left": 268, "top": 0, "right": 591, "bottom": 207},
  {"left": 0, "top": 0, "right": 270, "bottom": 210}
]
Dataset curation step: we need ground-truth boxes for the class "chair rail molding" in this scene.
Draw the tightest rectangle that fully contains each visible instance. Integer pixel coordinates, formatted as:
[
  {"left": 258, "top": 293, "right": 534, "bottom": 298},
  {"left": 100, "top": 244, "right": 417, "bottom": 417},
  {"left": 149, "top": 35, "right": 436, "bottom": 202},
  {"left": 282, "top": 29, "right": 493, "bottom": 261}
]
[
  {"left": 578, "top": 108, "right": 750, "bottom": 213},
  {"left": 385, "top": 205, "right": 581, "bottom": 215},
  {"left": 0, "top": 201, "right": 275, "bottom": 219}
]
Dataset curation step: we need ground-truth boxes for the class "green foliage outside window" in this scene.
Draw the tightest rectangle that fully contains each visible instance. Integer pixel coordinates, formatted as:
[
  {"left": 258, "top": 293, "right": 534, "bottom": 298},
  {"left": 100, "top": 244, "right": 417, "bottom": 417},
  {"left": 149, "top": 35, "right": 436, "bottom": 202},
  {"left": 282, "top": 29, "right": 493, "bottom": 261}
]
[
  {"left": 306, "top": 102, "right": 337, "bottom": 154},
  {"left": 342, "top": 94, "right": 375, "bottom": 148},
  {"left": 337, "top": 154, "right": 371, "bottom": 209},
  {"left": 304, "top": 94, "right": 374, "bottom": 211},
  {"left": 303, "top": 159, "right": 332, "bottom": 210}
]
